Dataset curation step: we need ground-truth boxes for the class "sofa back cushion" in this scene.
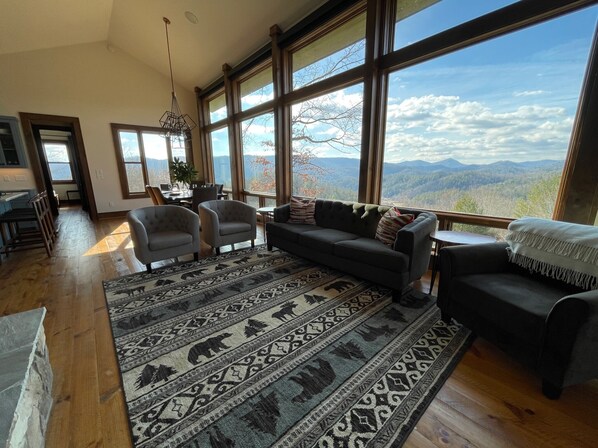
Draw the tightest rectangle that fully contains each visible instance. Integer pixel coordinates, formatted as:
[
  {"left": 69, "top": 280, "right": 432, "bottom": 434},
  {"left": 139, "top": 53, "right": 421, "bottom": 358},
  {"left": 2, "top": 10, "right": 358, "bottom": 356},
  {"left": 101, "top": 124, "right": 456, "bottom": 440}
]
[{"left": 313, "top": 200, "right": 392, "bottom": 238}]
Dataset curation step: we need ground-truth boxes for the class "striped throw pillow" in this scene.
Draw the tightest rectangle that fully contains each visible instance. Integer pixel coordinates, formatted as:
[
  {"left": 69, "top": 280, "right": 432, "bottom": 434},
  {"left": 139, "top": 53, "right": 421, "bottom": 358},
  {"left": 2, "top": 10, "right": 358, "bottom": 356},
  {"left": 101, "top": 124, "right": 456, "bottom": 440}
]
[
  {"left": 375, "top": 207, "right": 414, "bottom": 246},
  {"left": 288, "top": 196, "right": 316, "bottom": 224}
]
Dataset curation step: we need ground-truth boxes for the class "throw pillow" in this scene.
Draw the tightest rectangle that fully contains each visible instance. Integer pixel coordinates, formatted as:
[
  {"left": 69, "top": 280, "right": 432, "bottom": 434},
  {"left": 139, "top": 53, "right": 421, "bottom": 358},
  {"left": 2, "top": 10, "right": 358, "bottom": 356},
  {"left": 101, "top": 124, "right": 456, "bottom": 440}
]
[
  {"left": 288, "top": 196, "right": 316, "bottom": 224},
  {"left": 375, "top": 207, "right": 414, "bottom": 246}
]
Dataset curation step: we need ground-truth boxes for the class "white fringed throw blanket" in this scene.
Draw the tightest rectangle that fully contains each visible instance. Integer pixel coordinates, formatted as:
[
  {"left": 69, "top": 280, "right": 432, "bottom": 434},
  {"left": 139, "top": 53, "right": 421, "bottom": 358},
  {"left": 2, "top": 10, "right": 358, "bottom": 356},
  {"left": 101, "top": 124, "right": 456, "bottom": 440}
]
[{"left": 506, "top": 217, "right": 598, "bottom": 290}]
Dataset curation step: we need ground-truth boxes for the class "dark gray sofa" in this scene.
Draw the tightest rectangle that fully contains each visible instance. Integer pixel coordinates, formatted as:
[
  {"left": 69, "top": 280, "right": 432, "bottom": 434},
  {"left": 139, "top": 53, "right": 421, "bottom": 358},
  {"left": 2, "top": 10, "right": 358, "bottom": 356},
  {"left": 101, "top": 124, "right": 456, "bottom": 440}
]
[
  {"left": 438, "top": 242, "right": 598, "bottom": 398},
  {"left": 266, "top": 199, "right": 437, "bottom": 295}
]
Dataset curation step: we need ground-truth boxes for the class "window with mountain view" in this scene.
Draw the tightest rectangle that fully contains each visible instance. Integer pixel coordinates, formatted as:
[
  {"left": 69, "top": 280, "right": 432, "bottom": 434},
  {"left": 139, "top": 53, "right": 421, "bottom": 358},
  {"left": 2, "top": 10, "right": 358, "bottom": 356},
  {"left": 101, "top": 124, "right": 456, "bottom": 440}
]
[
  {"left": 240, "top": 67, "right": 273, "bottom": 111},
  {"left": 381, "top": 6, "right": 596, "bottom": 219},
  {"left": 291, "top": 84, "right": 363, "bottom": 200},
  {"left": 112, "top": 124, "right": 186, "bottom": 198},
  {"left": 241, "top": 113, "right": 275, "bottom": 194},
  {"left": 210, "top": 127, "right": 232, "bottom": 190}
]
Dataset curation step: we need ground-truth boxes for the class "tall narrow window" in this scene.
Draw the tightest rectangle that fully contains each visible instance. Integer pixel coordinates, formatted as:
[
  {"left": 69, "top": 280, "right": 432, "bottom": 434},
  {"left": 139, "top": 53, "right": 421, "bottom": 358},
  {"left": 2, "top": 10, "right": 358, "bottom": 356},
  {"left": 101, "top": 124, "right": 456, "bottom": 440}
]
[
  {"left": 209, "top": 93, "right": 227, "bottom": 123},
  {"left": 210, "top": 128, "right": 232, "bottom": 190},
  {"left": 381, "top": 7, "right": 596, "bottom": 219},
  {"left": 241, "top": 113, "right": 275, "bottom": 194},
  {"left": 291, "top": 84, "right": 364, "bottom": 200},
  {"left": 240, "top": 67, "right": 273, "bottom": 111},
  {"left": 292, "top": 12, "right": 366, "bottom": 90},
  {"left": 42, "top": 141, "right": 73, "bottom": 182}
]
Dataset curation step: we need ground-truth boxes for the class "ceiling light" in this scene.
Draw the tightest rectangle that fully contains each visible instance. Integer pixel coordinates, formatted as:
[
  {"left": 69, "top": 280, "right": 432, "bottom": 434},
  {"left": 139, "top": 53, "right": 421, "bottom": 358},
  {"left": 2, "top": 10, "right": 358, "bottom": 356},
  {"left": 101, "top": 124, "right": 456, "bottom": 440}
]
[
  {"left": 185, "top": 11, "right": 198, "bottom": 24},
  {"left": 159, "top": 17, "right": 197, "bottom": 138}
]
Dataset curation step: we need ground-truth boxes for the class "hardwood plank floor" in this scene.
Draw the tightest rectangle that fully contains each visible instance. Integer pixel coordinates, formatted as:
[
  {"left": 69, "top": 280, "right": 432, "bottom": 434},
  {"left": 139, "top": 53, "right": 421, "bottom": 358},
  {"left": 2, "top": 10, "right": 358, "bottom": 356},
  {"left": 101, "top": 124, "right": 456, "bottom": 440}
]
[{"left": 1, "top": 206, "right": 596, "bottom": 447}]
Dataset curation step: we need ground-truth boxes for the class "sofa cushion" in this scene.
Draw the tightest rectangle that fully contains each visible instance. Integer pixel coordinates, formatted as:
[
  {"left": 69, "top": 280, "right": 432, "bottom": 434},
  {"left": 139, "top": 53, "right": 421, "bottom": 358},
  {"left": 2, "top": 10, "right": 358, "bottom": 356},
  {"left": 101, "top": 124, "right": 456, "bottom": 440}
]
[
  {"left": 149, "top": 230, "right": 193, "bottom": 251},
  {"left": 314, "top": 200, "right": 388, "bottom": 238},
  {"left": 450, "top": 272, "right": 571, "bottom": 344},
  {"left": 375, "top": 207, "right": 414, "bottom": 246},
  {"left": 288, "top": 196, "right": 316, "bottom": 224},
  {"left": 267, "top": 222, "right": 323, "bottom": 243},
  {"left": 298, "top": 229, "right": 359, "bottom": 254},
  {"left": 219, "top": 221, "right": 252, "bottom": 236},
  {"left": 334, "top": 238, "right": 409, "bottom": 273}
]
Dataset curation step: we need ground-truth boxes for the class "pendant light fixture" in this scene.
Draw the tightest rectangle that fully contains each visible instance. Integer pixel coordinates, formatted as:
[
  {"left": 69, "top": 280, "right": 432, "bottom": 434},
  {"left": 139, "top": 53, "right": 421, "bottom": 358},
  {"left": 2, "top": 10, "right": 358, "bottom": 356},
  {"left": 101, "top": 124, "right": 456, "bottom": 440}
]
[{"left": 159, "top": 17, "right": 196, "bottom": 137}]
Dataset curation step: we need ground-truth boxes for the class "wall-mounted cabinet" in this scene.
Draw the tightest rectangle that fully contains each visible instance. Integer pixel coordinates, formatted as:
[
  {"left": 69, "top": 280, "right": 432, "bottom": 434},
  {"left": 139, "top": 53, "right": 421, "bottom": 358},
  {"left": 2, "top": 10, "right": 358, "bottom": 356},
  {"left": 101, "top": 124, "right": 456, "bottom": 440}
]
[{"left": 0, "top": 116, "right": 27, "bottom": 167}]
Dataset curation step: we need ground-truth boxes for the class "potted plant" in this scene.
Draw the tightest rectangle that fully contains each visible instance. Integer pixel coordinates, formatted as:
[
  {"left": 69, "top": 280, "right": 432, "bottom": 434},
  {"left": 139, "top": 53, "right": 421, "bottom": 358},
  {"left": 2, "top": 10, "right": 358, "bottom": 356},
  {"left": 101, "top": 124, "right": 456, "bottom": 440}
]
[{"left": 170, "top": 157, "right": 198, "bottom": 190}]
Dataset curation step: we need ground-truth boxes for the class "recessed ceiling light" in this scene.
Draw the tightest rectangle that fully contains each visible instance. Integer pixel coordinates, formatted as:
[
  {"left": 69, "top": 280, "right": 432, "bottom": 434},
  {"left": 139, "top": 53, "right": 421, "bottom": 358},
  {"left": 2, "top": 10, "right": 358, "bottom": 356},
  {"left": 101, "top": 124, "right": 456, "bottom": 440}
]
[{"left": 185, "top": 11, "right": 198, "bottom": 24}]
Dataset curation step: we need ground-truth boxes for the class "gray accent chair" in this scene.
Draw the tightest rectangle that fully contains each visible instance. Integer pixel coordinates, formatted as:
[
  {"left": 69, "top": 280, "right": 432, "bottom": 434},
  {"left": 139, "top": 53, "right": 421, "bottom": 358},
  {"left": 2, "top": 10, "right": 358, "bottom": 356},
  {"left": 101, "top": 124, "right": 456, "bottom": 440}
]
[
  {"left": 199, "top": 200, "right": 256, "bottom": 255},
  {"left": 438, "top": 242, "right": 598, "bottom": 399},
  {"left": 127, "top": 205, "right": 200, "bottom": 272}
]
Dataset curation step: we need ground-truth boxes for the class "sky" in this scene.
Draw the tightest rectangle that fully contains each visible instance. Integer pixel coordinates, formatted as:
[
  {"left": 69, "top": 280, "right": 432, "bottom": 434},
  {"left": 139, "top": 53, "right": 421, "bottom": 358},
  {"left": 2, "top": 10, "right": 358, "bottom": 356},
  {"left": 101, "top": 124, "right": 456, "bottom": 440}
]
[{"left": 209, "top": 1, "right": 597, "bottom": 173}]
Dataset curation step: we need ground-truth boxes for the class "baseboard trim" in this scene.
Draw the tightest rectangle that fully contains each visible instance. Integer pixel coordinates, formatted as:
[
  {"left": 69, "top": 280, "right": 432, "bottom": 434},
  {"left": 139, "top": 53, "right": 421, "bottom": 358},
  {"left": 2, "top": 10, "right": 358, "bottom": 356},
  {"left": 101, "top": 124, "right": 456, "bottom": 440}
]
[{"left": 98, "top": 210, "right": 128, "bottom": 220}]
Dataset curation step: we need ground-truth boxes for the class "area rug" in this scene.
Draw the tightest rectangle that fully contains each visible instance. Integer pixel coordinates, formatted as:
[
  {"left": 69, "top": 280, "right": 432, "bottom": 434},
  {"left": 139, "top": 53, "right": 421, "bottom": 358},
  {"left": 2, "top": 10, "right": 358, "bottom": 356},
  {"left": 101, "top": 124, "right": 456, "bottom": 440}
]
[{"left": 103, "top": 246, "right": 472, "bottom": 447}]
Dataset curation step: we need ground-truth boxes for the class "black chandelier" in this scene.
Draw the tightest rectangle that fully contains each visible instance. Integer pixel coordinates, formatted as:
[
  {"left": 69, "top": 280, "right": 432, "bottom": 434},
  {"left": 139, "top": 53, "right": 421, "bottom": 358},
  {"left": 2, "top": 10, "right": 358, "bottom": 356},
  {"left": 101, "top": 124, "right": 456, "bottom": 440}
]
[{"left": 159, "top": 17, "right": 196, "bottom": 137}]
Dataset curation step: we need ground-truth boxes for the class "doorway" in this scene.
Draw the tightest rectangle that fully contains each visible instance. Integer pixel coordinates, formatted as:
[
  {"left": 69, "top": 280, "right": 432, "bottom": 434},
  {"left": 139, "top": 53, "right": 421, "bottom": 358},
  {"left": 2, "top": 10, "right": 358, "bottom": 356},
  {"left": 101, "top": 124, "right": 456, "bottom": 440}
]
[{"left": 19, "top": 113, "right": 98, "bottom": 221}]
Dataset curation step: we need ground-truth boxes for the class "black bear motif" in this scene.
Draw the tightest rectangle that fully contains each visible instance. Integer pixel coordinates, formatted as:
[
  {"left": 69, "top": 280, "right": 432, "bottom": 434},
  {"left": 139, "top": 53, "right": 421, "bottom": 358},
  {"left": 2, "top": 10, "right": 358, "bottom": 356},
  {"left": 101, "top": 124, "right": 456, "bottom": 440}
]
[
  {"left": 227, "top": 282, "right": 244, "bottom": 293},
  {"left": 398, "top": 292, "right": 430, "bottom": 309},
  {"left": 114, "top": 285, "right": 145, "bottom": 297},
  {"left": 290, "top": 358, "right": 336, "bottom": 403},
  {"left": 383, "top": 307, "right": 408, "bottom": 323},
  {"left": 215, "top": 263, "right": 229, "bottom": 271},
  {"left": 233, "top": 256, "right": 251, "bottom": 265},
  {"left": 356, "top": 324, "right": 394, "bottom": 342},
  {"left": 272, "top": 302, "right": 298, "bottom": 322},
  {"left": 202, "top": 288, "right": 224, "bottom": 301},
  {"left": 324, "top": 280, "right": 354, "bottom": 293},
  {"left": 274, "top": 267, "right": 291, "bottom": 275},
  {"left": 188, "top": 333, "right": 233, "bottom": 364},
  {"left": 249, "top": 273, "right": 273, "bottom": 286}
]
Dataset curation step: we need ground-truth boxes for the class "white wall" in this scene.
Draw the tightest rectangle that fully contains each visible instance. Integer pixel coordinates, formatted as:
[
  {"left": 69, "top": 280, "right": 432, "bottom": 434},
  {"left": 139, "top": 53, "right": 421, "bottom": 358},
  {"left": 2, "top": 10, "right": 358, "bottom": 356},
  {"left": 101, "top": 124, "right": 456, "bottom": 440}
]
[{"left": 0, "top": 41, "right": 201, "bottom": 213}]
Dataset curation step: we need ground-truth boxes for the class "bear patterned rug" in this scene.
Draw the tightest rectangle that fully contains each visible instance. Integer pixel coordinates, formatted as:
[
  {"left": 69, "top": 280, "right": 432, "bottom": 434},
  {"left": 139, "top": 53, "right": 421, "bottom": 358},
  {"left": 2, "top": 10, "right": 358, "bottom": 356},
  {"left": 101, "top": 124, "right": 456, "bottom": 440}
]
[{"left": 103, "top": 246, "right": 472, "bottom": 448}]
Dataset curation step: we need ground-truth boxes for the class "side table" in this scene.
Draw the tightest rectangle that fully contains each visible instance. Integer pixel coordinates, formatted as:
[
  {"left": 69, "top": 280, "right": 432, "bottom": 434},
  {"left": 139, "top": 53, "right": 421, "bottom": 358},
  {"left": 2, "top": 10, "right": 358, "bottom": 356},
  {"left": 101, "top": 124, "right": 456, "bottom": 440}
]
[
  {"left": 257, "top": 206, "right": 275, "bottom": 238},
  {"left": 429, "top": 230, "right": 496, "bottom": 294}
]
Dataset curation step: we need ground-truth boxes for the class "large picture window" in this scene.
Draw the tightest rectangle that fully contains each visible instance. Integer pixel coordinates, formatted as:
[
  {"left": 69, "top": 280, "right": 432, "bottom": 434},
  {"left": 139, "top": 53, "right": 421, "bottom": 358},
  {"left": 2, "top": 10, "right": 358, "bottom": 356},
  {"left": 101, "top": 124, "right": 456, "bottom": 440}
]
[
  {"left": 240, "top": 67, "right": 273, "bottom": 112},
  {"left": 291, "top": 84, "right": 364, "bottom": 200},
  {"left": 111, "top": 124, "right": 188, "bottom": 198},
  {"left": 210, "top": 127, "right": 232, "bottom": 190},
  {"left": 381, "top": 7, "right": 596, "bottom": 219},
  {"left": 241, "top": 113, "right": 275, "bottom": 194}
]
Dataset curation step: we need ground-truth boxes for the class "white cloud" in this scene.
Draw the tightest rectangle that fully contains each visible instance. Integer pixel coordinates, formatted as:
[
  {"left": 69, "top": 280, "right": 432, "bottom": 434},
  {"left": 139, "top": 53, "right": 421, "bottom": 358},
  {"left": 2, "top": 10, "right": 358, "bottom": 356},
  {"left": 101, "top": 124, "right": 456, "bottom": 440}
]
[
  {"left": 514, "top": 90, "right": 546, "bottom": 97},
  {"left": 384, "top": 94, "right": 573, "bottom": 163}
]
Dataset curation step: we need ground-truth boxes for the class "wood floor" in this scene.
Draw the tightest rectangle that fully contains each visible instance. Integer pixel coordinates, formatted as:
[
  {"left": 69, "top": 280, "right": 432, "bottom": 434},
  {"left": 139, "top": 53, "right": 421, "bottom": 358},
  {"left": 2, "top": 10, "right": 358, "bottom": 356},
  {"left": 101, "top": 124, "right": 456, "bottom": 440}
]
[{"left": 1, "top": 206, "right": 597, "bottom": 448}]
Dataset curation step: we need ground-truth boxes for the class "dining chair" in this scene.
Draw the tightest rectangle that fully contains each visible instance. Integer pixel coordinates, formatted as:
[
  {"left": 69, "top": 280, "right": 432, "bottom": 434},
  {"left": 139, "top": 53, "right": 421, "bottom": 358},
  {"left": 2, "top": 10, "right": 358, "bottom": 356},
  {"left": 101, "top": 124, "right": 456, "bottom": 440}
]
[
  {"left": 150, "top": 187, "right": 168, "bottom": 205},
  {"left": 146, "top": 185, "right": 159, "bottom": 205},
  {"left": 180, "top": 186, "right": 218, "bottom": 214}
]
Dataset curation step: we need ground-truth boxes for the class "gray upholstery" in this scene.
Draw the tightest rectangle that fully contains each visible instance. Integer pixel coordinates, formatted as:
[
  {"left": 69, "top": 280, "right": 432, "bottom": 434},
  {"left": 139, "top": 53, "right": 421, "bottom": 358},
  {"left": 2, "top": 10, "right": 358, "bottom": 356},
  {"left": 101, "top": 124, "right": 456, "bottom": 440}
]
[
  {"left": 199, "top": 200, "right": 257, "bottom": 253},
  {"left": 127, "top": 205, "right": 200, "bottom": 271},
  {"left": 267, "top": 199, "right": 437, "bottom": 293},
  {"left": 438, "top": 242, "right": 598, "bottom": 398}
]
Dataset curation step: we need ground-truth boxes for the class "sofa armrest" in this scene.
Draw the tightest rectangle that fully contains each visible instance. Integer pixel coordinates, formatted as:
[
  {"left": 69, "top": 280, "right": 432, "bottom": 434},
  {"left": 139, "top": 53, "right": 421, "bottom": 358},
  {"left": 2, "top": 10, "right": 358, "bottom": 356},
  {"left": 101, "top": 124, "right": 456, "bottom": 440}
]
[
  {"left": 394, "top": 212, "right": 437, "bottom": 282},
  {"left": 540, "top": 289, "right": 598, "bottom": 388},
  {"left": 274, "top": 204, "right": 290, "bottom": 222}
]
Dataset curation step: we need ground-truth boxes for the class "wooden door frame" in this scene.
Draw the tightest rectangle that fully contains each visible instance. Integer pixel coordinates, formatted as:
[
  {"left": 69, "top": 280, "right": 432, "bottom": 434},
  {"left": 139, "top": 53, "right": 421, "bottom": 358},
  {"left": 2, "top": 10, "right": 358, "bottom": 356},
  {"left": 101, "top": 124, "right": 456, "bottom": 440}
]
[{"left": 19, "top": 112, "right": 98, "bottom": 221}]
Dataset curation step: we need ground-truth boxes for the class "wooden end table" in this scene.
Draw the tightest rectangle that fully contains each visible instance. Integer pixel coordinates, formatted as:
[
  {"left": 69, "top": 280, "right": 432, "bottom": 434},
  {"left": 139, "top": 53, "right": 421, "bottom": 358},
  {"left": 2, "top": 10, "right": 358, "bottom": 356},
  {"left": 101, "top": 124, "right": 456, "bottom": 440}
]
[{"left": 429, "top": 230, "right": 497, "bottom": 294}]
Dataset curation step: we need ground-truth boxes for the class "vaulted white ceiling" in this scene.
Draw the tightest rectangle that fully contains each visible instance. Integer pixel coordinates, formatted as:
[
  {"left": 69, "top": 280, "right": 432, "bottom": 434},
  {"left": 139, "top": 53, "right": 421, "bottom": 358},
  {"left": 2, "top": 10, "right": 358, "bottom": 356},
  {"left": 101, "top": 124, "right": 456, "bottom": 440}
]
[{"left": 0, "top": 0, "right": 328, "bottom": 90}]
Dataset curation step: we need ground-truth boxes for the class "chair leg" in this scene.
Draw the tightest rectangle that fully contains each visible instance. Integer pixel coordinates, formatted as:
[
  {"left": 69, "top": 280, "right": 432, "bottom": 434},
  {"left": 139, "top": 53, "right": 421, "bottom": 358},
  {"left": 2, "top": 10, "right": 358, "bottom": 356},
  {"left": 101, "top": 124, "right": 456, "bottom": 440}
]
[
  {"left": 542, "top": 380, "right": 562, "bottom": 400},
  {"left": 216, "top": 247, "right": 220, "bottom": 255},
  {"left": 251, "top": 240, "right": 255, "bottom": 248},
  {"left": 146, "top": 263, "right": 152, "bottom": 273},
  {"left": 194, "top": 252, "right": 199, "bottom": 262}
]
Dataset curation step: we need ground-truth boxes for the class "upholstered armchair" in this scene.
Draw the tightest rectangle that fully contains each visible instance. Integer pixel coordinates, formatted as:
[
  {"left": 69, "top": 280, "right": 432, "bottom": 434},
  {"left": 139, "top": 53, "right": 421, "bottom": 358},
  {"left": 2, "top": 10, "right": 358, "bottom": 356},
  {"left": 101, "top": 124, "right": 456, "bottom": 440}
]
[
  {"left": 199, "top": 200, "right": 256, "bottom": 255},
  {"left": 127, "top": 205, "right": 200, "bottom": 272}
]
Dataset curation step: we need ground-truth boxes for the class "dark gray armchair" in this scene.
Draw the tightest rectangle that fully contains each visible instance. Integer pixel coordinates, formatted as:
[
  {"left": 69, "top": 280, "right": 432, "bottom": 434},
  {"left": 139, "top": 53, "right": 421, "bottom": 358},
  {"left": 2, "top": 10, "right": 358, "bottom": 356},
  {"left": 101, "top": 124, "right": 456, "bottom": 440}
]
[
  {"left": 199, "top": 200, "right": 256, "bottom": 255},
  {"left": 438, "top": 242, "right": 598, "bottom": 399},
  {"left": 127, "top": 205, "right": 200, "bottom": 272}
]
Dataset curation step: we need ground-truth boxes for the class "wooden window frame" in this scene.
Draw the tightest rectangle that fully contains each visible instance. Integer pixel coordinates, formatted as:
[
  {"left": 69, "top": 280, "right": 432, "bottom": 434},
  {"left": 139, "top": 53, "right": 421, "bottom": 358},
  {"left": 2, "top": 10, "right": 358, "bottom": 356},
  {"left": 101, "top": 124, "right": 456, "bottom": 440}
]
[
  {"left": 111, "top": 123, "right": 191, "bottom": 200},
  {"left": 42, "top": 139, "right": 76, "bottom": 184}
]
